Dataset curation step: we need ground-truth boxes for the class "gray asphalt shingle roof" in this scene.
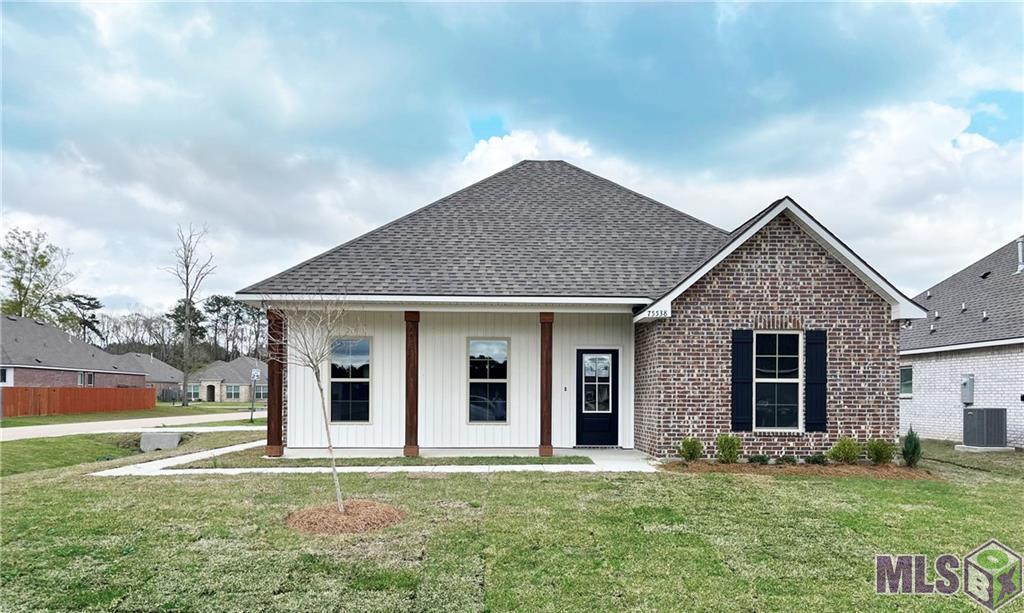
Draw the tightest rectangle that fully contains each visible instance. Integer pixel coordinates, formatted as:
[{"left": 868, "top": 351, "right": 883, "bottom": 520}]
[
  {"left": 0, "top": 315, "right": 146, "bottom": 374},
  {"left": 900, "top": 238, "right": 1023, "bottom": 351},
  {"left": 115, "top": 352, "right": 183, "bottom": 384},
  {"left": 196, "top": 356, "right": 267, "bottom": 385},
  {"left": 240, "top": 160, "right": 729, "bottom": 299}
]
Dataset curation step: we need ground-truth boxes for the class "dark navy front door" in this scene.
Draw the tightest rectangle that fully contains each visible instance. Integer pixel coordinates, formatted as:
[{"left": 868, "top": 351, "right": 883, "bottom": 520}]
[{"left": 575, "top": 349, "right": 619, "bottom": 446}]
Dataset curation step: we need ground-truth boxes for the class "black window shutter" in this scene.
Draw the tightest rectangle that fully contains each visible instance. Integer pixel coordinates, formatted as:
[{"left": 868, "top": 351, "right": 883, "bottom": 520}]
[
  {"left": 730, "top": 329, "right": 753, "bottom": 432},
  {"left": 805, "top": 330, "right": 827, "bottom": 432}
]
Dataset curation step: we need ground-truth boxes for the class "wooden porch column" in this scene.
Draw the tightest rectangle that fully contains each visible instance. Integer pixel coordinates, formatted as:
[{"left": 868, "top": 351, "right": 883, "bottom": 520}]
[
  {"left": 539, "top": 312, "right": 554, "bottom": 457},
  {"left": 404, "top": 311, "right": 420, "bottom": 457},
  {"left": 266, "top": 309, "right": 284, "bottom": 457}
]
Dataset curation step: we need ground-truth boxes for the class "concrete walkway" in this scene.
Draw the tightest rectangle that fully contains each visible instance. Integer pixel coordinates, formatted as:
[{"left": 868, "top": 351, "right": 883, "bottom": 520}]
[
  {"left": 92, "top": 442, "right": 658, "bottom": 477},
  {"left": 0, "top": 410, "right": 267, "bottom": 442}
]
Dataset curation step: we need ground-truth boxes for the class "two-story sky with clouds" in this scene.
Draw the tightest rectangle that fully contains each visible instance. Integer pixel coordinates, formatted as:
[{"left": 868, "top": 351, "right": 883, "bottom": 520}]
[{"left": 2, "top": 2, "right": 1022, "bottom": 313}]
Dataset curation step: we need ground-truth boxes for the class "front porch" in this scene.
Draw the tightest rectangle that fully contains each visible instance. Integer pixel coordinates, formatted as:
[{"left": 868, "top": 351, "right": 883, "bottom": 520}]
[{"left": 264, "top": 307, "right": 638, "bottom": 458}]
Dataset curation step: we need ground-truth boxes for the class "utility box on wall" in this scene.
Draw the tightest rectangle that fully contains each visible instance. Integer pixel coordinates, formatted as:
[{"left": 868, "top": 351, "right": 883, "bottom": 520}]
[{"left": 961, "top": 374, "right": 975, "bottom": 405}]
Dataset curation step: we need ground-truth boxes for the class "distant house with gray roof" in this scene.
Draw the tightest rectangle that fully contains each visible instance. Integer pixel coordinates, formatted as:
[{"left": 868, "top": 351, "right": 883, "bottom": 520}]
[
  {"left": 0, "top": 315, "right": 146, "bottom": 389},
  {"left": 899, "top": 237, "right": 1024, "bottom": 447},
  {"left": 190, "top": 356, "right": 267, "bottom": 403},
  {"left": 114, "top": 352, "right": 183, "bottom": 400}
]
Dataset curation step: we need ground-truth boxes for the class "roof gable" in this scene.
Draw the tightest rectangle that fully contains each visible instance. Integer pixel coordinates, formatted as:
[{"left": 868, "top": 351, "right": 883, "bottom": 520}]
[
  {"left": 239, "top": 160, "right": 727, "bottom": 300},
  {"left": 635, "top": 197, "right": 927, "bottom": 322},
  {"left": 900, "top": 237, "right": 1023, "bottom": 352}
]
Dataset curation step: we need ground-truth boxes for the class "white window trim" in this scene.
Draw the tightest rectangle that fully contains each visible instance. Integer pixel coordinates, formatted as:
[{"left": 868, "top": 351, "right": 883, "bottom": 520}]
[
  {"left": 225, "top": 384, "right": 241, "bottom": 400},
  {"left": 186, "top": 383, "right": 200, "bottom": 401},
  {"left": 899, "top": 365, "right": 913, "bottom": 399},
  {"left": 467, "top": 337, "right": 511, "bottom": 425},
  {"left": 752, "top": 330, "right": 804, "bottom": 433},
  {"left": 327, "top": 337, "right": 372, "bottom": 424},
  {"left": 254, "top": 384, "right": 268, "bottom": 400},
  {"left": 0, "top": 367, "right": 11, "bottom": 387}
]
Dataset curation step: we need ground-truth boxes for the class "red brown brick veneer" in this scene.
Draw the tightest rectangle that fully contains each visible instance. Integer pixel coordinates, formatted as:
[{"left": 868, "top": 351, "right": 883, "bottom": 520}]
[{"left": 634, "top": 214, "right": 900, "bottom": 458}]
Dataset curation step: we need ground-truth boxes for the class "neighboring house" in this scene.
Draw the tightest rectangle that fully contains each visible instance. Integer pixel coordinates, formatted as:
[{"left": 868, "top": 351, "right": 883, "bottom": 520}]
[
  {"left": 238, "top": 160, "right": 926, "bottom": 458},
  {"left": 189, "top": 356, "right": 268, "bottom": 403},
  {"left": 899, "top": 237, "right": 1024, "bottom": 447},
  {"left": 115, "top": 352, "right": 184, "bottom": 400},
  {"left": 0, "top": 315, "right": 146, "bottom": 388}
]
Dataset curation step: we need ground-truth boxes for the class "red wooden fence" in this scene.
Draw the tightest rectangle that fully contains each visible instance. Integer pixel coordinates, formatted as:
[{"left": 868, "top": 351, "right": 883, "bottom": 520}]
[{"left": 0, "top": 387, "right": 157, "bottom": 417}]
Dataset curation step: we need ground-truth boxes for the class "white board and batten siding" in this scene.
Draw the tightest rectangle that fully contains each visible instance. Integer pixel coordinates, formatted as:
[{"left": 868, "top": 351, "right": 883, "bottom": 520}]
[
  {"left": 286, "top": 310, "right": 635, "bottom": 450},
  {"left": 286, "top": 311, "right": 406, "bottom": 449}
]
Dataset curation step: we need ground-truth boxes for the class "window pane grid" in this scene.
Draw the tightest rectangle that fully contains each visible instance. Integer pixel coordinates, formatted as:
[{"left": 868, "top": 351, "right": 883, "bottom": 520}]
[
  {"left": 468, "top": 339, "right": 509, "bottom": 423},
  {"left": 329, "top": 338, "right": 371, "bottom": 422},
  {"left": 754, "top": 332, "right": 801, "bottom": 430}
]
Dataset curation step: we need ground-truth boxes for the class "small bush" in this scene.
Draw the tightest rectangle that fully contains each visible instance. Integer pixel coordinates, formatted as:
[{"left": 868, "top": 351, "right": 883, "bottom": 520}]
[
  {"left": 715, "top": 434, "right": 741, "bottom": 464},
  {"left": 902, "top": 428, "right": 922, "bottom": 468},
  {"left": 747, "top": 454, "right": 769, "bottom": 465},
  {"left": 776, "top": 455, "right": 797, "bottom": 465},
  {"left": 805, "top": 453, "right": 828, "bottom": 465},
  {"left": 827, "top": 437, "right": 863, "bottom": 464},
  {"left": 677, "top": 437, "right": 704, "bottom": 461},
  {"left": 866, "top": 439, "right": 896, "bottom": 465}
]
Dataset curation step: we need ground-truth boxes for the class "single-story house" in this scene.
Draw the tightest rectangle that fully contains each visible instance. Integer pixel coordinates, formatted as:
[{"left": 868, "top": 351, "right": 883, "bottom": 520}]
[
  {"left": 114, "top": 352, "right": 184, "bottom": 401},
  {"left": 238, "top": 160, "right": 926, "bottom": 458},
  {"left": 0, "top": 315, "right": 146, "bottom": 388},
  {"left": 189, "top": 356, "right": 268, "bottom": 403},
  {"left": 899, "top": 237, "right": 1023, "bottom": 447}
]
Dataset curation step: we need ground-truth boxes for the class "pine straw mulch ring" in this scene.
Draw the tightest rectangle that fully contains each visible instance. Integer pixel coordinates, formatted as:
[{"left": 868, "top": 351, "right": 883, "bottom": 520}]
[
  {"left": 286, "top": 500, "right": 406, "bottom": 535},
  {"left": 661, "top": 461, "right": 938, "bottom": 480}
]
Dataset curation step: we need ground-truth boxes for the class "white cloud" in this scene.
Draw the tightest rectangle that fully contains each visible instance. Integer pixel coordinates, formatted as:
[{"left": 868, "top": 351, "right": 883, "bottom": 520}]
[{"left": 2, "top": 101, "right": 1019, "bottom": 313}]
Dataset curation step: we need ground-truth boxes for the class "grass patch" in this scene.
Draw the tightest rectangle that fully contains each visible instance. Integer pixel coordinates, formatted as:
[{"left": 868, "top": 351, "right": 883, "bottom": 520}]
[
  {"left": 921, "top": 438, "right": 1024, "bottom": 479},
  {"left": 0, "top": 402, "right": 263, "bottom": 428},
  {"left": 0, "top": 431, "right": 263, "bottom": 477},
  {"left": 182, "top": 447, "right": 592, "bottom": 468},
  {"left": 1, "top": 451, "right": 1022, "bottom": 610}
]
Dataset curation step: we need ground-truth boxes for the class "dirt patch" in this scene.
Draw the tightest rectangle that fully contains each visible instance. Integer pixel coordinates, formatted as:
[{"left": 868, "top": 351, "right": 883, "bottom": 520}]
[
  {"left": 662, "top": 461, "right": 938, "bottom": 480},
  {"left": 286, "top": 500, "right": 406, "bottom": 535}
]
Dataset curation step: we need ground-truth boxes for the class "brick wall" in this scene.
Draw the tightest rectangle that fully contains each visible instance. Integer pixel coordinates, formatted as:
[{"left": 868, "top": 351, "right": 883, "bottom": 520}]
[
  {"left": 10, "top": 367, "right": 145, "bottom": 388},
  {"left": 900, "top": 344, "right": 1024, "bottom": 447},
  {"left": 635, "top": 214, "right": 900, "bottom": 458}
]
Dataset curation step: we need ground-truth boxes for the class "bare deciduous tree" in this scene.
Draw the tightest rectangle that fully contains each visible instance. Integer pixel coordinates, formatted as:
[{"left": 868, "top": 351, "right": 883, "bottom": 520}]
[
  {"left": 267, "top": 298, "right": 363, "bottom": 513},
  {"left": 164, "top": 225, "right": 216, "bottom": 407}
]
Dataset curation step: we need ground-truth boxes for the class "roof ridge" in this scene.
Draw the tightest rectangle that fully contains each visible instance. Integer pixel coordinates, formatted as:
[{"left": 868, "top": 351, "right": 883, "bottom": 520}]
[
  {"left": 238, "top": 161, "right": 533, "bottom": 295},
  {"left": 555, "top": 160, "right": 729, "bottom": 236},
  {"left": 912, "top": 236, "right": 1022, "bottom": 299}
]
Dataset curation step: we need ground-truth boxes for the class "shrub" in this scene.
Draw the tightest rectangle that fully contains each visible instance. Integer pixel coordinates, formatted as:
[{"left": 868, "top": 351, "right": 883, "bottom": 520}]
[
  {"left": 902, "top": 428, "right": 922, "bottom": 468},
  {"left": 866, "top": 439, "right": 896, "bottom": 465},
  {"left": 677, "top": 437, "right": 704, "bottom": 461},
  {"left": 805, "top": 453, "right": 828, "bottom": 465},
  {"left": 776, "top": 455, "right": 797, "bottom": 465},
  {"left": 827, "top": 437, "right": 863, "bottom": 464},
  {"left": 747, "top": 454, "right": 769, "bottom": 465},
  {"left": 715, "top": 434, "right": 741, "bottom": 464}
]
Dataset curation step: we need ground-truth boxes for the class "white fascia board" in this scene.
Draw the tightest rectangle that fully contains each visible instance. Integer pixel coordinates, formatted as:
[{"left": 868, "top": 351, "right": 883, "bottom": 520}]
[
  {"left": 634, "top": 198, "right": 928, "bottom": 323},
  {"left": 0, "top": 364, "right": 148, "bottom": 376},
  {"left": 900, "top": 337, "right": 1024, "bottom": 355},
  {"left": 236, "top": 293, "right": 649, "bottom": 313}
]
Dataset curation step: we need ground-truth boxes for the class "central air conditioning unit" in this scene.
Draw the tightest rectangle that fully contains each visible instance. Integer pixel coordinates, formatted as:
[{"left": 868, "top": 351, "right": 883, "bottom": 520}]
[{"left": 960, "top": 408, "right": 1009, "bottom": 450}]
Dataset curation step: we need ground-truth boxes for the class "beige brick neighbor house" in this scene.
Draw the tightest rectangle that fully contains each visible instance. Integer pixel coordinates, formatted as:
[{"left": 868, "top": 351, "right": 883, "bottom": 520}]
[
  {"left": 238, "top": 161, "right": 926, "bottom": 458},
  {"left": 189, "top": 356, "right": 268, "bottom": 404},
  {"left": 899, "top": 238, "right": 1024, "bottom": 448}
]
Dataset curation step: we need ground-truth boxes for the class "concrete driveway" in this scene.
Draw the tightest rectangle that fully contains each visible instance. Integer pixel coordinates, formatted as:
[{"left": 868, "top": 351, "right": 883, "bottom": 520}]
[{"left": 0, "top": 410, "right": 267, "bottom": 442}]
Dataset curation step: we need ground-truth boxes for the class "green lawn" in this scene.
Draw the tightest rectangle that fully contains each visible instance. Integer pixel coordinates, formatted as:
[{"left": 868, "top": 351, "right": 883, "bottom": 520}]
[
  {"left": 0, "top": 431, "right": 263, "bottom": 477},
  {"left": 183, "top": 447, "right": 592, "bottom": 468},
  {"left": 920, "top": 438, "right": 1024, "bottom": 478},
  {"left": 0, "top": 402, "right": 264, "bottom": 428},
  {"left": 1, "top": 438, "right": 1022, "bottom": 610}
]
